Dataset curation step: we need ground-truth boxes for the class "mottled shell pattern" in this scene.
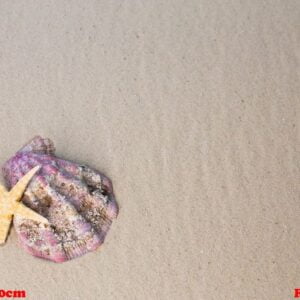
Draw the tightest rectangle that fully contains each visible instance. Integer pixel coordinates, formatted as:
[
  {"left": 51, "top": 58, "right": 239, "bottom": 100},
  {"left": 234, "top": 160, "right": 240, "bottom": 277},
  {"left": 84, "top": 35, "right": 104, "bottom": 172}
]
[{"left": 2, "top": 136, "right": 118, "bottom": 262}]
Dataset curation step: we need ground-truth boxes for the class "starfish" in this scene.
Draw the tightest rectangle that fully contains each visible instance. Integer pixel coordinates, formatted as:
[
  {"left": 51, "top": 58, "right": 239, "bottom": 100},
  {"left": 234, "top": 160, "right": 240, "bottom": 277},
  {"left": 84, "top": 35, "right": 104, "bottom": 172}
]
[{"left": 0, "top": 166, "right": 48, "bottom": 245}]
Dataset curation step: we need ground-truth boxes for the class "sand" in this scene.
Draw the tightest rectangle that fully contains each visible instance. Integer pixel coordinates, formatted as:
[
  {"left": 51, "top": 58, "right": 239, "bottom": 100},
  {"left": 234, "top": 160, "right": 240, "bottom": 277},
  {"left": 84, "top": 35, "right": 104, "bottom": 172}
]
[{"left": 0, "top": 1, "right": 298, "bottom": 299}]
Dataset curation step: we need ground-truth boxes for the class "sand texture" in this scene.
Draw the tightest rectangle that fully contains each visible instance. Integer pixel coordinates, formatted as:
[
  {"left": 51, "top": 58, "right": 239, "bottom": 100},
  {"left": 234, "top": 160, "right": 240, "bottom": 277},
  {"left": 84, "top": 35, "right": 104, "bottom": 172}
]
[{"left": 0, "top": 1, "right": 298, "bottom": 299}]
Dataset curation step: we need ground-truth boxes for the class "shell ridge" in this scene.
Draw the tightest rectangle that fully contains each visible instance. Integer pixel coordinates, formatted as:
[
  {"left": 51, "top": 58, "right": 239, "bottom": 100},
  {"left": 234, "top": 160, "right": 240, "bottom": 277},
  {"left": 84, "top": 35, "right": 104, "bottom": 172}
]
[
  {"left": 49, "top": 170, "right": 114, "bottom": 236},
  {"left": 30, "top": 179, "right": 102, "bottom": 258}
]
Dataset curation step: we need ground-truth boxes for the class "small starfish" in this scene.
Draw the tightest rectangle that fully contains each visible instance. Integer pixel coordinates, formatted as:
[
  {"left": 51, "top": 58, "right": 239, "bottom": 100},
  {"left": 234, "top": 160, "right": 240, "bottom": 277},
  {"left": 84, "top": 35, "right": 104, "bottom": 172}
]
[{"left": 0, "top": 166, "right": 48, "bottom": 245}]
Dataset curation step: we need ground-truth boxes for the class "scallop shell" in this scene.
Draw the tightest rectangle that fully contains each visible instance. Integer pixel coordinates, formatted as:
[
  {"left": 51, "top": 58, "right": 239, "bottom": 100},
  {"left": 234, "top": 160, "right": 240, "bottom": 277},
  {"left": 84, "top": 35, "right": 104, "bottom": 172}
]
[{"left": 2, "top": 136, "right": 118, "bottom": 262}]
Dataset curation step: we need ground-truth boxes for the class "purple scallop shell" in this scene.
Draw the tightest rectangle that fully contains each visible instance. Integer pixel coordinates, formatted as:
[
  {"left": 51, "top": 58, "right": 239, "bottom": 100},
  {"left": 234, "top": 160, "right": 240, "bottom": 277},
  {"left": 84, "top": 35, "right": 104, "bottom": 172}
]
[{"left": 2, "top": 136, "right": 118, "bottom": 263}]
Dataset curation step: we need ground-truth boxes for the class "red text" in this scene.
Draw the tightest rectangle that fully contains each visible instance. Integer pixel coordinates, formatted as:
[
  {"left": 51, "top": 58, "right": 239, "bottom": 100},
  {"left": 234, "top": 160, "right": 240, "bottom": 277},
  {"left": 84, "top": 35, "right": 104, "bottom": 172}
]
[{"left": 0, "top": 290, "right": 26, "bottom": 298}]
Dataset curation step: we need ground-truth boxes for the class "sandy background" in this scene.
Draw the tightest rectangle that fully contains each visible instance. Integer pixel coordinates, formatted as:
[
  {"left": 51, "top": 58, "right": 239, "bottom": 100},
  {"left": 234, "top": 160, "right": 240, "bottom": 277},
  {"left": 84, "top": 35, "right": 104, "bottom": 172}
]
[{"left": 0, "top": 1, "right": 298, "bottom": 299}]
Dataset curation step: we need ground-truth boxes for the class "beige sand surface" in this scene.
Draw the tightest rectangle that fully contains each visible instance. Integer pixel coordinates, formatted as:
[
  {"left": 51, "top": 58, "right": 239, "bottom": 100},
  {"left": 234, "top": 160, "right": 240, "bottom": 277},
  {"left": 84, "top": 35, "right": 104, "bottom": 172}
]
[{"left": 0, "top": 1, "right": 298, "bottom": 299}]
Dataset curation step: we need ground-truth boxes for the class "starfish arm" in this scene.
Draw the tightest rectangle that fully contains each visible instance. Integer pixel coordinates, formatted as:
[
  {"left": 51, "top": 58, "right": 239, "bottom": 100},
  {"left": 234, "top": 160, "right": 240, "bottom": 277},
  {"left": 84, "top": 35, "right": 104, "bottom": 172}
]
[
  {"left": 0, "top": 214, "right": 12, "bottom": 245},
  {"left": 14, "top": 203, "right": 48, "bottom": 224},
  {"left": 9, "top": 166, "right": 40, "bottom": 202},
  {"left": 0, "top": 184, "right": 7, "bottom": 198}
]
